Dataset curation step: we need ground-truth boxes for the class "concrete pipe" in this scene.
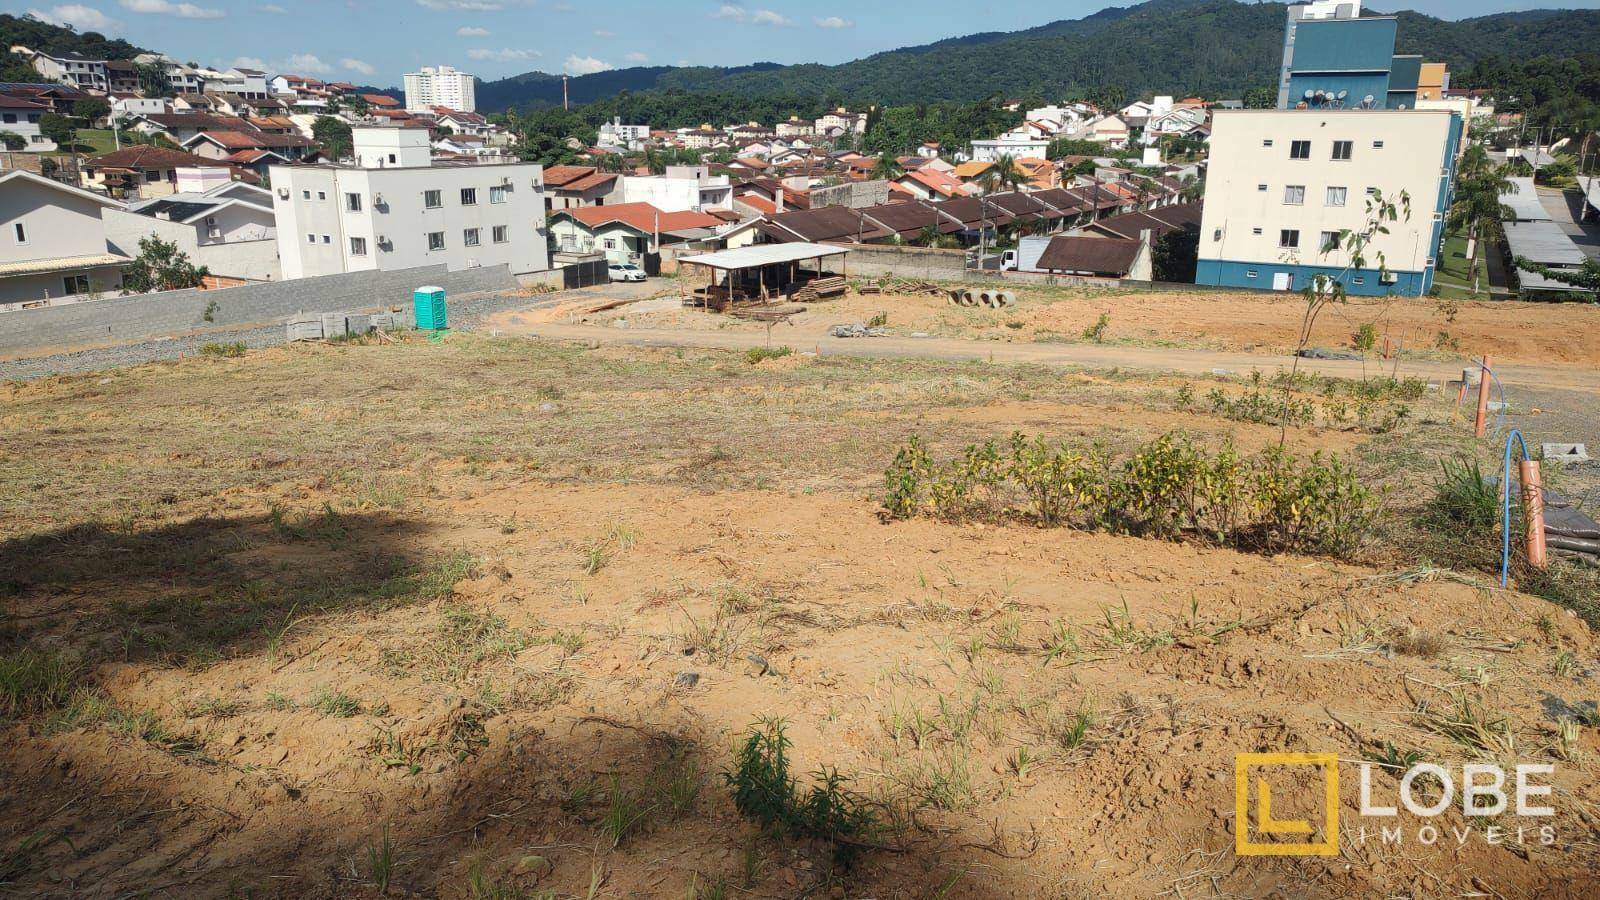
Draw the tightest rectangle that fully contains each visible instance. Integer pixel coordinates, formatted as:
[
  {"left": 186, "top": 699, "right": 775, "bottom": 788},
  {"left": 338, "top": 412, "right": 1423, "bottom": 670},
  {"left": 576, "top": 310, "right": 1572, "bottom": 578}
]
[
  {"left": 959, "top": 289, "right": 978, "bottom": 307},
  {"left": 979, "top": 289, "right": 997, "bottom": 308},
  {"left": 948, "top": 289, "right": 965, "bottom": 305},
  {"left": 993, "top": 290, "right": 1016, "bottom": 308}
]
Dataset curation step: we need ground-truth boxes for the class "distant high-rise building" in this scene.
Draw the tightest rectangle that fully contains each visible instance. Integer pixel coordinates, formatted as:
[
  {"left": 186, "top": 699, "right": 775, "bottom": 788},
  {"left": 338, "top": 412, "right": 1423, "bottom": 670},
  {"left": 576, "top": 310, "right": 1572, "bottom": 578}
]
[{"left": 403, "top": 65, "right": 476, "bottom": 112}]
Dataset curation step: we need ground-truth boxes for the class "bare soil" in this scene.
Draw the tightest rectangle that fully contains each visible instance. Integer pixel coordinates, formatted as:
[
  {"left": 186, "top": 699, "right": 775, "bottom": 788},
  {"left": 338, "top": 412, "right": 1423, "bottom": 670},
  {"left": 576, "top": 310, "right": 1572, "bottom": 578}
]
[
  {"left": 504, "top": 283, "right": 1600, "bottom": 369},
  {"left": 2, "top": 334, "right": 1597, "bottom": 898}
]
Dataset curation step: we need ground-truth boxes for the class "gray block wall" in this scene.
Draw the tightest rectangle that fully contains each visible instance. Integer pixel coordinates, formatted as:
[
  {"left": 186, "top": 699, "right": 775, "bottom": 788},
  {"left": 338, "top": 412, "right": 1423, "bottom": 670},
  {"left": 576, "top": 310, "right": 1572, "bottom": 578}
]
[{"left": 0, "top": 264, "right": 518, "bottom": 356}]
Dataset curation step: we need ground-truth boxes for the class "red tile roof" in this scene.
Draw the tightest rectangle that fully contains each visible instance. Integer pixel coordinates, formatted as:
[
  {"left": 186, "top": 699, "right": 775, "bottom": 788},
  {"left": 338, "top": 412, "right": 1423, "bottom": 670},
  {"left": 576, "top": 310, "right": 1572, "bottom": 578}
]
[
  {"left": 189, "top": 130, "right": 314, "bottom": 150},
  {"left": 543, "top": 165, "right": 598, "bottom": 187},
  {"left": 736, "top": 194, "right": 777, "bottom": 215},
  {"left": 0, "top": 93, "right": 49, "bottom": 109},
  {"left": 563, "top": 172, "right": 619, "bottom": 192},
  {"left": 556, "top": 202, "right": 723, "bottom": 234},
  {"left": 361, "top": 93, "right": 399, "bottom": 107},
  {"left": 85, "top": 146, "right": 225, "bottom": 170},
  {"left": 899, "top": 167, "right": 970, "bottom": 199}
]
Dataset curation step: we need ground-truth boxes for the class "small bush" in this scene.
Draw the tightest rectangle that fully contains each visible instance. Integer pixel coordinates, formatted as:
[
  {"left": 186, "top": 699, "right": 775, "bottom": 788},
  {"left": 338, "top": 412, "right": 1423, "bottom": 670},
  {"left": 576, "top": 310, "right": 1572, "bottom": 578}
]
[
  {"left": 1081, "top": 313, "right": 1110, "bottom": 343},
  {"left": 1425, "top": 456, "right": 1498, "bottom": 533},
  {"left": 198, "top": 341, "right": 246, "bottom": 358},
  {"left": 1354, "top": 323, "right": 1378, "bottom": 353},
  {"left": 744, "top": 346, "right": 792, "bottom": 365},
  {"left": 725, "top": 718, "right": 880, "bottom": 866}
]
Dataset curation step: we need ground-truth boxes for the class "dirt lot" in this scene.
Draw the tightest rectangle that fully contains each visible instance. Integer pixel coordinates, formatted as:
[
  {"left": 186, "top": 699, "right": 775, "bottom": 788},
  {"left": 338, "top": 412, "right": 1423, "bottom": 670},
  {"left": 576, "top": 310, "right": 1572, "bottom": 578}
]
[
  {"left": 2, "top": 334, "right": 1598, "bottom": 898},
  {"left": 500, "top": 282, "right": 1600, "bottom": 369}
]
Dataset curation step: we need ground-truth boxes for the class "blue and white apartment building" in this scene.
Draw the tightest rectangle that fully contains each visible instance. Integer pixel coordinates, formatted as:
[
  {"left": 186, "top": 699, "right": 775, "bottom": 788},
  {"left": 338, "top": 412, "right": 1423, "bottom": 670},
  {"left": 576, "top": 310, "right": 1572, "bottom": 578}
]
[{"left": 1197, "top": 0, "right": 1462, "bottom": 296}]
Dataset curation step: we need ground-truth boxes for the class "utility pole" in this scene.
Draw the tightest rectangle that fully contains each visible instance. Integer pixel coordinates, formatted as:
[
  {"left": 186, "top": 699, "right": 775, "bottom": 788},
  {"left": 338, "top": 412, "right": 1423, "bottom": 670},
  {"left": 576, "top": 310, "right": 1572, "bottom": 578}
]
[{"left": 563, "top": 75, "right": 569, "bottom": 112}]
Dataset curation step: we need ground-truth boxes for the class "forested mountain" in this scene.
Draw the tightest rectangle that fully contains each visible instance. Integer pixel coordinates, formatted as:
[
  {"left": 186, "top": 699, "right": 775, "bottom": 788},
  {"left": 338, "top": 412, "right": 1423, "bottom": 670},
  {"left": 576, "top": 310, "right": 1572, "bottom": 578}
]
[
  {"left": 477, "top": 0, "right": 1600, "bottom": 113},
  {"left": 0, "top": 13, "right": 149, "bottom": 62}
]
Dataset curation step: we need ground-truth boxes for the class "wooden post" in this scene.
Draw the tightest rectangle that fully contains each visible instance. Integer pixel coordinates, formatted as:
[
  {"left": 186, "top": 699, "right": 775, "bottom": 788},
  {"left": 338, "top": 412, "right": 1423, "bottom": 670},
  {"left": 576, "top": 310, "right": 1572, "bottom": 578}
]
[
  {"left": 1474, "top": 356, "right": 1493, "bottom": 438},
  {"left": 1520, "top": 459, "right": 1548, "bottom": 570}
]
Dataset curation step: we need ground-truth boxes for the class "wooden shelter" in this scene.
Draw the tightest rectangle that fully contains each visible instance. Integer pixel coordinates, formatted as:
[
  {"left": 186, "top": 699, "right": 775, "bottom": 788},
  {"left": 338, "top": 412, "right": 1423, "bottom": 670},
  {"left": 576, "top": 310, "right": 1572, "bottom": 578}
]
[{"left": 677, "top": 243, "right": 851, "bottom": 310}]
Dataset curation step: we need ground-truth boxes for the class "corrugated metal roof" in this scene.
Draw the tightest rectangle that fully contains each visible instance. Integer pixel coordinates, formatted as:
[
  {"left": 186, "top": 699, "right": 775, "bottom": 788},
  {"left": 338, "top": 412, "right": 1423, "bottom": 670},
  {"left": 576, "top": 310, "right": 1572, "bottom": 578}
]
[
  {"left": 1499, "top": 178, "right": 1549, "bottom": 222},
  {"left": 1504, "top": 221, "right": 1589, "bottom": 267},
  {"left": 678, "top": 243, "right": 850, "bottom": 270}
]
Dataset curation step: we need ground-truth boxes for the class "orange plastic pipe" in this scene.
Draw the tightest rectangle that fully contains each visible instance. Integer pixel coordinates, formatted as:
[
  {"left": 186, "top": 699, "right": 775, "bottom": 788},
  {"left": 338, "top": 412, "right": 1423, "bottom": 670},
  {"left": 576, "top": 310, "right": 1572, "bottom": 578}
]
[
  {"left": 1474, "top": 356, "right": 1492, "bottom": 438},
  {"left": 1520, "top": 459, "right": 1547, "bottom": 570}
]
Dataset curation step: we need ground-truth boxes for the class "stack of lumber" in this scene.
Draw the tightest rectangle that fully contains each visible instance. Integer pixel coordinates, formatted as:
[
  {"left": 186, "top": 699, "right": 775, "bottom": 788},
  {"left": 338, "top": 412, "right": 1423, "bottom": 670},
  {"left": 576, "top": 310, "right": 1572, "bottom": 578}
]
[{"left": 795, "top": 276, "right": 848, "bottom": 302}]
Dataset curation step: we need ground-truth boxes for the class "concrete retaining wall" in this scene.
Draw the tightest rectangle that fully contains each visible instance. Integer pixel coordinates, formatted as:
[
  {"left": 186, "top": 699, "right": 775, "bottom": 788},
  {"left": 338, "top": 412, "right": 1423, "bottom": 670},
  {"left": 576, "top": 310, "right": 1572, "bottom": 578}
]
[
  {"left": 825, "top": 242, "right": 968, "bottom": 280},
  {"left": 0, "top": 263, "right": 517, "bottom": 357}
]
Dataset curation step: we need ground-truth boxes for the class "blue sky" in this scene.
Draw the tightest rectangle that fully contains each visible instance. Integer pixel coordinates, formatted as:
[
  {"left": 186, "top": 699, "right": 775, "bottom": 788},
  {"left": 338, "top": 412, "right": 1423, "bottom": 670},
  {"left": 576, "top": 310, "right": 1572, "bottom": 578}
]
[{"left": 8, "top": 0, "right": 1599, "bottom": 85}]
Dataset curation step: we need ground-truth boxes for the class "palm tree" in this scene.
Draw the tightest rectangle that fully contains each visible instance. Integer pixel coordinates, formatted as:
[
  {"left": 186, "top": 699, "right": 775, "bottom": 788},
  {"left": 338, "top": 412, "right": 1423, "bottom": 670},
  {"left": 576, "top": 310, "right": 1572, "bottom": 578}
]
[
  {"left": 977, "top": 153, "right": 1024, "bottom": 195},
  {"left": 1448, "top": 144, "right": 1514, "bottom": 280},
  {"left": 870, "top": 152, "right": 902, "bottom": 180}
]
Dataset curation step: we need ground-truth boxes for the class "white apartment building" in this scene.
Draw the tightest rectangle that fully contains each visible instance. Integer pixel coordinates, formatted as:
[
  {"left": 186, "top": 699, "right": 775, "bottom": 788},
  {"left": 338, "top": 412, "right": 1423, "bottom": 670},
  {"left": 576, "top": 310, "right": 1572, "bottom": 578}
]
[
  {"left": 615, "top": 166, "right": 732, "bottom": 212},
  {"left": 269, "top": 127, "right": 548, "bottom": 280},
  {"left": 0, "top": 93, "right": 55, "bottom": 151},
  {"left": 403, "top": 66, "right": 476, "bottom": 113},
  {"left": 1196, "top": 108, "right": 1462, "bottom": 296},
  {"left": 597, "top": 118, "right": 651, "bottom": 151},
  {"left": 23, "top": 50, "right": 108, "bottom": 92},
  {"left": 970, "top": 134, "right": 1050, "bottom": 162}
]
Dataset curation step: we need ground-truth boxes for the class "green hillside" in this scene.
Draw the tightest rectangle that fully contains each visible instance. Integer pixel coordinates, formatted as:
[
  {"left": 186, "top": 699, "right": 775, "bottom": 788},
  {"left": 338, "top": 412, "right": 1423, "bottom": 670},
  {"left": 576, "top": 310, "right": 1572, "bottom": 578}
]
[{"left": 477, "top": 0, "right": 1600, "bottom": 112}]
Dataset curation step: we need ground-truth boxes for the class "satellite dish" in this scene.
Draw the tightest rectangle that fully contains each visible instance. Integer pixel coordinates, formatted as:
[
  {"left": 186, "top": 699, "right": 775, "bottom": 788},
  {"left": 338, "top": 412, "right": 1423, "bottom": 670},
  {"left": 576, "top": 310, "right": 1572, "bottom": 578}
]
[
  {"left": 1303, "top": 89, "right": 1315, "bottom": 99},
  {"left": 1337, "top": 90, "right": 1348, "bottom": 100}
]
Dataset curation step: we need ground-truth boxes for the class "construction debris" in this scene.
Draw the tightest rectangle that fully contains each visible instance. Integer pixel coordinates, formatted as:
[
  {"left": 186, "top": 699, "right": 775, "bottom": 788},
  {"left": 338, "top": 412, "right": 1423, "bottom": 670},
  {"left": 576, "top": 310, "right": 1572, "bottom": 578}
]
[
  {"left": 829, "top": 322, "right": 889, "bottom": 338},
  {"left": 1543, "top": 443, "right": 1592, "bottom": 464}
]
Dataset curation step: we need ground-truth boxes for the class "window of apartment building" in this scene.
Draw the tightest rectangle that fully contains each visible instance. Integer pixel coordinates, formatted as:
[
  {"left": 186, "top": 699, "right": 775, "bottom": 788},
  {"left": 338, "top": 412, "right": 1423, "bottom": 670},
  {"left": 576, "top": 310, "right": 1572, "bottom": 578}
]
[
  {"left": 306, "top": 233, "right": 316, "bottom": 243},
  {"left": 1251, "top": 227, "right": 1263, "bottom": 235},
  {"left": 1257, "top": 184, "right": 1267, "bottom": 192},
  {"left": 1245, "top": 269, "right": 1259, "bottom": 278},
  {"left": 387, "top": 153, "right": 396, "bottom": 164},
  {"left": 1320, "top": 231, "right": 1341, "bottom": 253},
  {"left": 461, "top": 187, "right": 477, "bottom": 206},
  {"left": 427, "top": 231, "right": 445, "bottom": 251},
  {"left": 1325, "top": 186, "right": 1348, "bottom": 207},
  {"left": 321, "top": 234, "right": 331, "bottom": 244},
  {"left": 1283, "top": 185, "right": 1305, "bottom": 205},
  {"left": 1, "top": 114, "right": 14, "bottom": 123},
  {"left": 1289, "top": 140, "right": 1310, "bottom": 160},
  {"left": 1261, "top": 139, "right": 1273, "bottom": 148},
  {"left": 11, "top": 222, "right": 24, "bottom": 244},
  {"left": 1372, "top": 140, "right": 1385, "bottom": 149},
  {"left": 464, "top": 227, "right": 480, "bottom": 247},
  {"left": 302, "top": 189, "right": 310, "bottom": 199},
  {"left": 492, "top": 225, "right": 508, "bottom": 243},
  {"left": 317, "top": 191, "right": 327, "bottom": 200},
  {"left": 424, "top": 190, "right": 442, "bottom": 209},
  {"left": 350, "top": 237, "right": 367, "bottom": 256},
  {"left": 1331, "top": 140, "right": 1352, "bottom": 161},
  {"left": 347, "top": 193, "right": 362, "bottom": 212},
  {"left": 490, "top": 185, "right": 507, "bottom": 204},
  {"left": 62, "top": 274, "right": 89, "bottom": 295},
  {"left": 1279, "top": 229, "right": 1300, "bottom": 249}
]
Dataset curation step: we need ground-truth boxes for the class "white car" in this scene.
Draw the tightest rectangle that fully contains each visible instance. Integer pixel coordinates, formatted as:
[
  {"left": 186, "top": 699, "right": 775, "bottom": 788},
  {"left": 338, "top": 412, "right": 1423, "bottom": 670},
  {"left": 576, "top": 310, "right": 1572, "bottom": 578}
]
[{"left": 608, "top": 262, "right": 646, "bottom": 283}]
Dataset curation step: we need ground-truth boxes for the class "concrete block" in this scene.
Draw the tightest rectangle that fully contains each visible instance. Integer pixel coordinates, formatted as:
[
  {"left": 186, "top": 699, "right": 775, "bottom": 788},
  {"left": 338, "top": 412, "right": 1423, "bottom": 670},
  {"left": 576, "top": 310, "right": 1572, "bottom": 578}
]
[
  {"left": 344, "top": 313, "right": 373, "bottom": 335},
  {"left": 286, "top": 315, "right": 323, "bottom": 342},
  {"left": 368, "top": 312, "right": 396, "bottom": 331},
  {"left": 320, "top": 312, "right": 348, "bottom": 339},
  {"left": 1543, "top": 443, "right": 1591, "bottom": 464}
]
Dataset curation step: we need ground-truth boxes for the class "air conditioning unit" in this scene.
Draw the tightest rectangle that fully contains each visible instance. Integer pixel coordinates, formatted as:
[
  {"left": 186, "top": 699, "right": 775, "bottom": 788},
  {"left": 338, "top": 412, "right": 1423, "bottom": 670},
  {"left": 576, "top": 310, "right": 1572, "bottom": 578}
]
[
  {"left": 377, "top": 235, "right": 388, "bottom": 245},
  {"left": 374, "top": 193, "right": 383, "bottom": 205},
  {"left": 277, "top": 187, "right": 290, "bottom": 199}
]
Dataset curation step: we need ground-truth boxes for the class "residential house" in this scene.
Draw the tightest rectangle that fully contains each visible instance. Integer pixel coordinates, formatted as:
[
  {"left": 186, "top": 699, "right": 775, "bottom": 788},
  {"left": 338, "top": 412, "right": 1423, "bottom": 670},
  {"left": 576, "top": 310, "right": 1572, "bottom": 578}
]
[
  {"left": 0, "top": 93, "right": 54, "bottom": 152},
  {"left": 1196, "top": 108, "right": 1460, "bottom": 295},
  {"left": 894, "top": 167, "right": 973, "bottom": 201},
  {"left": 542, "top": 165, "right": 621, "bottom": 210},
  {"left": 363, "top": 93, "right": 402, "bottom": 110},
  {"left": 0, "top": 82, "right": 87, "bottom": 115},
  {"left": 917, "top": 141, "right": 942, "bottom": 159},
  {"left": 970, "top": 134, "right": 1050, "bottom": 163},
  {"left": 432, "top": 107, "right": 489, "bottom": 137},
  {"left": 20, "top": 49, "right": 108, "bottom": 92},
  {"left": 129, "top": 112, "right": 256, "bottom": 145},
  {"left": 184, "top": 130, "right": 316, "bottom": 162},
  {"left": 615, "top": 166, "right": 732, "bottom": 212},
  {"left": 547, "top": 202, "right": 724, "bottom": 263},
  {"left": 81, "top": 146, "right": 232, "bottom": 200},
  {"left": 1019, "top": 234, "right": 1152, "bottom": 280},
  {"left": 1088, "top": 116, "right": 1131, "bottom": 148},
  {"left": 0, "top": 170, "right": 128, "bottom": 307},
  {"left": 597, "top": 117, "right": 651, "bottom": 150},
  {"left": 134, "top": 55, "right": 205, "bottom": 95},
  {"left": 433, "top": 135, "right": 506, "bottom": 160},
  {"left": 104, "top": 60, "right": 141, "bottom": 94},
  {"left": 105, "top": 176, "right": 279, "bottom": 283},
  {"left": 109, "top": 94, "right": 169, "bottom": 120},
  {"left": 269, "top": 127, "right": 547, "bottom": 280},
  {"left": 775, "top": 116, "right": 815, "bottom": 138},
  {"left": 1147, "top": 106, "right": 1208, "bottom": 138}
]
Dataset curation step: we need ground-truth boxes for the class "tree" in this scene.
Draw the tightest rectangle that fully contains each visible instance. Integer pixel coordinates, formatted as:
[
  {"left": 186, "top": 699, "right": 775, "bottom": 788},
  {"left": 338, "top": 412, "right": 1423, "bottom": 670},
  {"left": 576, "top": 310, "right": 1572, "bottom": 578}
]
[
  {"left": 0, "top": 131, "right": 23, "bottom": 150},
  {"left": 72, "top": 96, "right": 110, "bottom": 125},
  {"left": 38, "top": 113, "right": 76, "bottom": 149},
  {"left": 870, "top": 152, "right": 902, "bottom": 180},
  {"left": 1447, "top": 144, "right": 1513, "bottom": 270},
  {"left": 135, "top": 61, "right": 174, "bottom": 98},
  {"left": 122, "top": 236, "right": 210, "bottom": 293},
  {"left": 1152, "top": 223, "right": 1200, "bottom": 282},
  {"left": 977, "top": 153, "right": 1024, "bottom": 195},
  {"left": 312, "top": 116, "right": 353, "bottom": 159},
  {"left": 1046, "top": 137, "right": 1102, "bottom": 160},
  {"left": 1243, "top": 86, "right": 1276, "bottom": 109}
]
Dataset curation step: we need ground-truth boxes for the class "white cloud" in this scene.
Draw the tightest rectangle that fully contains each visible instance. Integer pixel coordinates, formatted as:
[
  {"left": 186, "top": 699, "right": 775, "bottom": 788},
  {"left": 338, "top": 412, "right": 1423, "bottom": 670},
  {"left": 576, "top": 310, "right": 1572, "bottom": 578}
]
[
  {"left": 814, "top": 16, "right": 852, "bottom": 29},
  {"left": 119, "top": 0, "right": 224, "bottom": 19},
  {"left": 232, "top": 56, "right": 267, "bottom": 69},
  {"left": 466, "top": 48, "right": 542, "bottom": 63},
  {"left": 456, "top": 25, "right": 490, "bottom": 36},
  {"left": 713, "top": 5, "right": 790, "bottom": 26},
  {"left": 261, "top": 3, "right": 286, "bottom": 12},
  {"left": 415, "top": 0, "right": 502, "bottom": 10},
  {"left": 283, "top": 53, "right": 333, "bottom": 75},
  {"left": 27, "top": 5, "right": 117, "bottom": 31},
  {"left": 593, "top": 29, "right": 614, "bottom": 37},
  {"left": 563, "top": 54, "right": 613, "bottom": 75},
  {"left": 341, "top": 58, "right": 375, "bottom": 75},
  {"left": 624, "top": 51, "right": 648, "bottom": 63}
]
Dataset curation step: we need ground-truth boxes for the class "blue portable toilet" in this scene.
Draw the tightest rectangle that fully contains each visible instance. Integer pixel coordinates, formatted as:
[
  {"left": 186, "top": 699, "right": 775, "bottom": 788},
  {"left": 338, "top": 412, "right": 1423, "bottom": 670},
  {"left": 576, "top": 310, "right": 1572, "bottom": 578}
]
[{"left": 413, "top": 285, "right": 447, "bottom": 330}]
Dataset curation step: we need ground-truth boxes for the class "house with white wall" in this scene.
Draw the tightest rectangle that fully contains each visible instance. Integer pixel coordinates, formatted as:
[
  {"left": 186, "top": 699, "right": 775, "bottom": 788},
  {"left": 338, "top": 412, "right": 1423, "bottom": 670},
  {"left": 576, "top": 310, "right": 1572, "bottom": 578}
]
[
  {"left": 971, "top": 134, "right": 1050, "bottom": 163},
  {"left": 269, "top": 127, "right": 549, "bottom": 281},
  {"left": 0, "top": 170, "right": 128, "bottom": 308},
  {"left": 0, "top": 93, "right": 55, "bottom": 151},
  {"left": 21, "top": 49, "right": 108, "bottom": 92},
  {"left": 614, "top": 166, "right": 732, "bottom": 212},
  {"left": 1196, "top": 108, "right": 1461, "bottom": 296},
  {"left": 104, "top": 176, "right": 280, "bottom": 283}
]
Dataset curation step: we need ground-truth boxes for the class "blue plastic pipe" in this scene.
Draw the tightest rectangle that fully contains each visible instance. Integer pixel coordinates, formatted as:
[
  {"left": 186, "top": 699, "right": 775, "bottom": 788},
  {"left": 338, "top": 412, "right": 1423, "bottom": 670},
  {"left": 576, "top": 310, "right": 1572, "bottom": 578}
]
[{"left": 1500, "top": 429, "right": 1530, "bottom": 588}]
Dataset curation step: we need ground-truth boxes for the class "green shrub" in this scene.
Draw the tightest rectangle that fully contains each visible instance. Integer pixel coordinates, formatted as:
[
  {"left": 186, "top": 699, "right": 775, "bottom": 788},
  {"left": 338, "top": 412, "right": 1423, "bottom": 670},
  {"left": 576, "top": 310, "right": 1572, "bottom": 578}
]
[
  {"left": 198, "top": 341, "right": 246, "bottom": 358},
  {"left": 881, "top": 435, "right": 932, "bottom": 520},
  {"left": 724, "top": 718, "right": 879, "bottom": 866},
  {"left": 744, "top": 346, "right": 792, "bottom": 364}
]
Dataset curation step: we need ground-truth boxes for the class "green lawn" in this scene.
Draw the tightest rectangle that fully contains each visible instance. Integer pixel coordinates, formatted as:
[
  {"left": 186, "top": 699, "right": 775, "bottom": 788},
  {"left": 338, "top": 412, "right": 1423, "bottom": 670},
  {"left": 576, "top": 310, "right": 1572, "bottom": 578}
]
[
  {"left": 43, "top": 129, "right": 119, "bottom": 156},
  {"left": 1432, "top": 229, "right": 1489, "bottom": 300}
]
